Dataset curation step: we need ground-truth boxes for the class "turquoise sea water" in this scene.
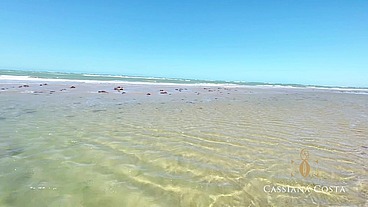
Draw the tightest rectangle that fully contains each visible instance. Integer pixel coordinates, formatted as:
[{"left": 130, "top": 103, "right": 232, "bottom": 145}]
[
  {"left": 0, "top": 69, "right": 367, "bottom": 206},
  {"left": 2, "top": 69, "right": 366, "bottom": 89}
]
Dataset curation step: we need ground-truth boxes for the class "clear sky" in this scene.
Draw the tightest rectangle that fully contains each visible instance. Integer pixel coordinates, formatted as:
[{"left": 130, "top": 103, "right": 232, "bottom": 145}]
[{"left": 0, "top": 0, "right": 367, "bottom": 87}]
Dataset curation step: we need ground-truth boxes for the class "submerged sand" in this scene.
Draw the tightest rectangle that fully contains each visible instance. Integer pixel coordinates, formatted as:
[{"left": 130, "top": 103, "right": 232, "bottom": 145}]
[{"left": 0, "top": 80, "right": 367, "bottom": 206}]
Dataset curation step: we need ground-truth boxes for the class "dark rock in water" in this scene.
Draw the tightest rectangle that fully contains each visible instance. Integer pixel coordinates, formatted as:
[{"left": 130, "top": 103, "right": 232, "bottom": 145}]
[
  {"left": 160, "top": 91, "right": 168, "bottom": 94},
  {"left": 159, "top": 89, "right": 164, "bottom": 91},
  {"left": 50, "top": 90, "right": 56, "bottom": 93},
  {"left": 92, "top": 109, "right": 106, "bottom": 113},
  {"left": 18, "top": 85, "right": 23, "bottom": 88},
  {"left": 114, "top": 86, "right": 123, "bottom": 91},
  {"left": 7, "top": 147, "right": 23, "bottom": 156},
  {"left": 122, "top": 92, "right": 126, "bottom": 94},
  {"left": 24, "top": 109, "right": 37, "bottom": 114},
  {"left": 60, "top": 89, "right": 67, "bottom": 91},
  {"left": 176, "top": 88, "right": 187, "bottom": 92},
  {"left": 23, "top": 85, "right": 29, "bottom": 87},
  {"left": 146, "top": 93, "right": 151, "bottom": 95},
  {"left": 40, "top": 83, "right": 48, "bottom": 86},
  {"left": 70, "top": 86, "right": 76, "bottom": 88},
  {"left": 98, "top": 90, "right": 108, "bottom": 93},
  {"left": 1, "top": 88, "right": 5, "bottom": 90}
]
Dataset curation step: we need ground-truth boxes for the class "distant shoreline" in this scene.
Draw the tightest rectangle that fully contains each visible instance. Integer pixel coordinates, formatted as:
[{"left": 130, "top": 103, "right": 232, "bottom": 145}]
[{"left": 1, "top": 69, "right": 368, "bottom": 91}]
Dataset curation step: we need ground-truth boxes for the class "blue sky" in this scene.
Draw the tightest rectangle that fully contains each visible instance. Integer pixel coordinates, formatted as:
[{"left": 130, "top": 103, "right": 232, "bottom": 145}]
[{"left": 0, "top": 0, "right": 367, "bottom": 87}]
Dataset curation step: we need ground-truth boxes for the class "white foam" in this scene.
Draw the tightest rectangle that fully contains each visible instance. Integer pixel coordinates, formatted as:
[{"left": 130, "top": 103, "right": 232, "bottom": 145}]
[
  {"left": 1, "top": 75, "right": 367, "bottom": 92},
  {"left": 0, "top": 75, "right": 237, "bottom": 87},
  {"left": 82, "top": 74, "right": 166, "bottom": 80},
  {"left": 0, "top": 75, "right": 33, "bottom": 80},
  {"left": 305, "top": 86, "right": 368, "bottom": 92}
]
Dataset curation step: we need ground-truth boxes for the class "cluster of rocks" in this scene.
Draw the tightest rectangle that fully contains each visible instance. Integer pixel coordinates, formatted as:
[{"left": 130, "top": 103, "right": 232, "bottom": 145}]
[
  {"left": 93, "top": 86, "right": 235, "bottom": 97},
  {"left": 175, "top": 88, "right": 187, "bottom": 92},
  {"left": 5, "top": 84, "right": 237, "bottom": 99},
  {"left": 114, "top": 86, "right": 124, "bottom": 92},
  {"left": 96, "top": 86, "right": 125, "bottom": 94},
  {"left": 146, "top": 89, "right": 170, "bottom": 96},
  {"left": 8, "top": 83, "right": 79, "bottom": 95},
  {"left": 13, "top": 83, "right": 48, "bottom": 88}
]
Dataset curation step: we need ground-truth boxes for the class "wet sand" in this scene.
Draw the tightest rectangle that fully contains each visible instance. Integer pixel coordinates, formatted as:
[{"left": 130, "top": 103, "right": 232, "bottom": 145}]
[{"left": 0, "top": 80, "right": 367, "bottom": 206}]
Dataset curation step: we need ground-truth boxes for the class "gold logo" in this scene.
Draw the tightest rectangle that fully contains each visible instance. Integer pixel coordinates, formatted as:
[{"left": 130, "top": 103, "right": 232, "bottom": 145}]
[
  {"left": 299, "top": 149, "right": 310, "bottom": 177},
  {"left": 291, "top": 148, "right": 319, "bottom": 178}
]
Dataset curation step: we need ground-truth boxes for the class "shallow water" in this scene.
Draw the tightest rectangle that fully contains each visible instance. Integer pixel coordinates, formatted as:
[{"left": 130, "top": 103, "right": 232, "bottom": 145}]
[{"left": 0, "top": 84, "right": 367, "bottom": 206}]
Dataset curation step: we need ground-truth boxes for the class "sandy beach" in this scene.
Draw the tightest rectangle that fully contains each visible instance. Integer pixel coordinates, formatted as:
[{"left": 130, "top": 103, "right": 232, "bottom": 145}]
[{"left": 0, "top": 79, "right": 367, "bottom": 206}]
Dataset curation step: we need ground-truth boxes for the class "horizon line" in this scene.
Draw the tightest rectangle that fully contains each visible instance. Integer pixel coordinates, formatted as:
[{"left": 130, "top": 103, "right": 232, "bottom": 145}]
[{"left": 0, "top": 68, "right": 367, "bottom": 89}]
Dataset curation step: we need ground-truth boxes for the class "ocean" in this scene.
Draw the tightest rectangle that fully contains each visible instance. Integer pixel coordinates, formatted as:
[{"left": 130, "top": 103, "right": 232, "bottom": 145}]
[
  {"left": 2, "top": 69, "right": 367, "bottom": 90},
  {"left": 0, "top": 69, "right": 367, "bottom": 206}
]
